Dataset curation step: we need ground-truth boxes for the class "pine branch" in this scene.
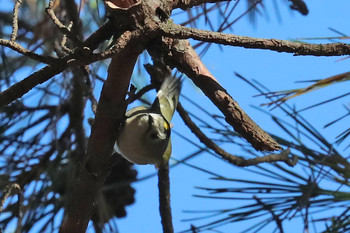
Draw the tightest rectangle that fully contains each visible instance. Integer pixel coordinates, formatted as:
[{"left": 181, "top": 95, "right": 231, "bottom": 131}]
[
  {"left": 59, "top": 30, "right": 144, "bottom": 233},
  {"left": 178, "top": 103, "right": 297, "bottom": 166},
  {"left": 159, "top": 21, "right": 350, "bottom": 56},
  {"left": 148, "top": 37, "right": 282, "bottom": 151}
]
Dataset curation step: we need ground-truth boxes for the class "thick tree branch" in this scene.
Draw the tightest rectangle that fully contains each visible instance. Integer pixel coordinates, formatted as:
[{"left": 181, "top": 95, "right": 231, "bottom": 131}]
[
  {"left": 149, "top": 37, "right": 282, "bottom": 151},
  {"left": 59, "top": 31, "right": 144, "bottom": 233},
  {"left": 69, "top": 70, "right": 87, "bottom": 161},
  {"left": 59, "top": 1, "right": 170, "bottom": 229},
  {"left": 159, "top": 22, "right": 350, "bottom": 56},
  {"left": 178, "top": 103, "right": 297, "bottom": 166},
  {"left": 158, "top": 163, "right": 174, "bottom": 233}
]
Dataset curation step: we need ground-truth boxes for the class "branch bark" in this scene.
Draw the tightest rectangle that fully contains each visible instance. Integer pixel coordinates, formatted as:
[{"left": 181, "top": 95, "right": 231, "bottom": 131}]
[
  {"left": 159, "top": 22, "right": 350, "bottom": 56},
  {"left": 149, "top": 37, "right": 282, "bottom": 151},
  {"left": 59, "top": 31, "right": 144, "bottom": 233},
  {"left": 158, "top": 163, "right": 174, "bottom": 233}
]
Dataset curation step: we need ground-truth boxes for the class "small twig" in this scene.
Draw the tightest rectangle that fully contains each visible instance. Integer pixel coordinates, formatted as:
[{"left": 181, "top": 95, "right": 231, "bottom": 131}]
[
  {"left": 0, "top": 183, "right": 21, "bottom": 213},
  {"left": 61, "top": 21, "right": 74, "bottom": 54},
  {"left": 0, "top": 11, "right": 31, "bottom": 32},
  {"left": 11, "top": 0, "right": 22, "bottom": 42},
  {"left": 158, "top": 162, "right": 174, "bottom": 233},
  {"left": 0, "top": 39, "right": 58, "bottom": 64},
  {"left": 128, "top": 84, "right": 156, "bottom": 103},
  {"left": 0, "top": 27, "right": 133, "bottom": 108},
  {"left": 54, "top": 40, "right": 69, "bottom": 57},
  {"left": 46, "top": 0, "right": 81, "bottom": 44},
  {"left": 190, "top": 225, "right": 198, "bottom": 233},
  {"left": 177, "top": 103, "right": 298, "bottom": 167}
]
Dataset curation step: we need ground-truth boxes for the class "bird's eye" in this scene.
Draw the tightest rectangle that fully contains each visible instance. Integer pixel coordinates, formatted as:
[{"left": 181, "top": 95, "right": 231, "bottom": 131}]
[{"left": 150, "top": 132, "right": 159, "bottom": 139}]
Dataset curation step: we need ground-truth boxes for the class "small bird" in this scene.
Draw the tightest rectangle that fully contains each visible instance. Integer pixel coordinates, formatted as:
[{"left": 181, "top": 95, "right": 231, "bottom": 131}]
[{"left": 116, "top": 76, "right": 182, "bottom": 167}]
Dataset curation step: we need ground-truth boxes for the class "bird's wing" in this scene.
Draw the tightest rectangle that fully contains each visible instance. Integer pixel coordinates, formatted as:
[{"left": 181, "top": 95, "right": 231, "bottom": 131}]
[{"left": 151, "top": 76, "right": 182, "bottom": 123}]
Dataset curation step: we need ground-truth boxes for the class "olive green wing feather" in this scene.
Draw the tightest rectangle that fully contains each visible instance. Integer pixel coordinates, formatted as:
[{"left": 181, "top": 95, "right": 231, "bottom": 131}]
[{"left": 151, "top": 76, "right": 182, "bottom": 123}]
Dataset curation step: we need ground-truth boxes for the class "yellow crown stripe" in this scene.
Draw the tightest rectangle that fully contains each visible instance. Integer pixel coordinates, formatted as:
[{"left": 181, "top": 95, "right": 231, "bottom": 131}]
[{"left": 164, "top": 121, "right": 170, "bottom": 130}]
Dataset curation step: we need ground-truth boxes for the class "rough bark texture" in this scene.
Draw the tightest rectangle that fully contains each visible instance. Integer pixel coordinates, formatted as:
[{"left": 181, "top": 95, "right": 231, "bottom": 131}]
[
  {"left": 60, "top": 32, "right": 143, "bottom": 233},
  {"left": 159, "top": 22, "right": 350, "bottom": 56},
  {"left": 158, "top": 163, "right": 174, "bottom": 233},
  {"left": 148, "top": 38, "right": 282, "bottom": 151}
]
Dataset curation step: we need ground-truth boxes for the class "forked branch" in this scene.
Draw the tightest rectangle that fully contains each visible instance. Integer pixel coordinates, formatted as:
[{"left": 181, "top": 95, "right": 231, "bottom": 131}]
[
  {"left": 148, "top": 37, "right": 282, "bottom": 151},
  {"left": 178, "top": 103, "right": 297, "bottom": 167}
]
